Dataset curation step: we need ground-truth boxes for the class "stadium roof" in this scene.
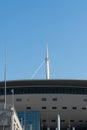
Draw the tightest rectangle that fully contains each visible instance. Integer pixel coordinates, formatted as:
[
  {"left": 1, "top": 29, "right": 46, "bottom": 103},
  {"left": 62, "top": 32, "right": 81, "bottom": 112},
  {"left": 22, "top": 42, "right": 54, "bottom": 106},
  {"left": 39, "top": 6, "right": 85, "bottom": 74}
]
[{"left": 0, "top": 79, "right": 87, "bottom": 87}]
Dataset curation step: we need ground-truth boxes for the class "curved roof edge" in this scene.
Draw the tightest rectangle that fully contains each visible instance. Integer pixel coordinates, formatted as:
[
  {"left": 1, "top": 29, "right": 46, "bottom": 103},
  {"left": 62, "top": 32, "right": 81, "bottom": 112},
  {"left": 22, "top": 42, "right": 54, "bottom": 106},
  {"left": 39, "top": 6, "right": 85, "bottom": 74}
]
[{"left": 0, "top": 79, "right": 87, "bottom": 87}]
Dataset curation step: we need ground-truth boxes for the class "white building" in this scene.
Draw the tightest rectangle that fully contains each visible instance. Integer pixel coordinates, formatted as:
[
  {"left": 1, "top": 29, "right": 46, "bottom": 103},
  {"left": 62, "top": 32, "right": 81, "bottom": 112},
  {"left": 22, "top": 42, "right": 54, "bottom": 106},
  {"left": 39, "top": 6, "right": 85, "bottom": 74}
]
[{"left": 0, "top": 105, "right": 23, "bottom": 130}]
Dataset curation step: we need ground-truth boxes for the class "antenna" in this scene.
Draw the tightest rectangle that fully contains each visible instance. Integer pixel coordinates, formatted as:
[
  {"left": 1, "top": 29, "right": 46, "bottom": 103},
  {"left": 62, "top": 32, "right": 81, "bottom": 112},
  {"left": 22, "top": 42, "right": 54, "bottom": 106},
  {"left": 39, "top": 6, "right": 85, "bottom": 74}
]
[
  {"left": 4, "top": 48, "right": 7, "bottom": 109},
  {"left": 45, "top": 45, "right": 50, "bottom": 79}
]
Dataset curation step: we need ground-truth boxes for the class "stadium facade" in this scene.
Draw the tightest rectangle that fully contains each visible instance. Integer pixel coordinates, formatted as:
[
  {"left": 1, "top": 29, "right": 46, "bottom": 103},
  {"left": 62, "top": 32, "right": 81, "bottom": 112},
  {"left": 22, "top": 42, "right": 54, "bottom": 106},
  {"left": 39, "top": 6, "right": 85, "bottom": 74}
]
[
  {"left": 0, "top": 47, "right": 87, "bottom": 130},
  {"left": 0, "top": 79, "right": 87, "bottom": 130}
]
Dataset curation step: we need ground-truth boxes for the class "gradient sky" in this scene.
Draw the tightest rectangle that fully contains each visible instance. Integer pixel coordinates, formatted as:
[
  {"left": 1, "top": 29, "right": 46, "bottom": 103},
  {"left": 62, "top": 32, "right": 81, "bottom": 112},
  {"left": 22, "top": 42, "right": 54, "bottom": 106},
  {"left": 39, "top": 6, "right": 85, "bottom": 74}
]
[{"left": 0, "top": 0, "right": 87, "bottom": 80}]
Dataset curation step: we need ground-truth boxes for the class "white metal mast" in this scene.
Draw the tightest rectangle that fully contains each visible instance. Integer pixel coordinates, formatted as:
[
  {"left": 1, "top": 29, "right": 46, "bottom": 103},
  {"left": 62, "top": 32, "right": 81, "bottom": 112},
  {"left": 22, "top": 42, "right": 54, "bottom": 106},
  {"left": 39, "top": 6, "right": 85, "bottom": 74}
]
[
  {"left": 4, "top": 48, "right": 7, "bottom": 109},
  {"left": 45, "top": 45, "right": 50, "bottom": 79}
]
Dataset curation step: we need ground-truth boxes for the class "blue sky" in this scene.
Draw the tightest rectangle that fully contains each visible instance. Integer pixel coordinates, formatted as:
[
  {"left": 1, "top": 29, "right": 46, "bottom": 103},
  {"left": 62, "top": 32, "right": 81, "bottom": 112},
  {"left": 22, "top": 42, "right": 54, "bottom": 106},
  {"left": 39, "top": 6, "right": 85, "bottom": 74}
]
[{"left": 0, "top": 0, "right": 87, "bottom": 80}]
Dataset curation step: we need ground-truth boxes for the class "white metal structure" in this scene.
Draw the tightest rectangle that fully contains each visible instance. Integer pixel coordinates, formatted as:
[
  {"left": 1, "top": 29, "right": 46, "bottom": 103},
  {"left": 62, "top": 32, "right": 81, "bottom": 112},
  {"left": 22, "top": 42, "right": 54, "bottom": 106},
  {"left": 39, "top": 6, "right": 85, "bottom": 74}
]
[{"left": 45, "top": 45, "right": 50, "bottom": 79}]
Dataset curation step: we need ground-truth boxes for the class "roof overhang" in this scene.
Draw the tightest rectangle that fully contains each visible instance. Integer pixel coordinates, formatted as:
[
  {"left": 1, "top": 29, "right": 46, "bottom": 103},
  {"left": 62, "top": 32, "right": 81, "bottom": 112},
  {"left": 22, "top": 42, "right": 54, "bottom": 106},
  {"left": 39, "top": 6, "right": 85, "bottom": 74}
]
[{"left": 0, "top": 79, "right": 87, "bottom": 87}]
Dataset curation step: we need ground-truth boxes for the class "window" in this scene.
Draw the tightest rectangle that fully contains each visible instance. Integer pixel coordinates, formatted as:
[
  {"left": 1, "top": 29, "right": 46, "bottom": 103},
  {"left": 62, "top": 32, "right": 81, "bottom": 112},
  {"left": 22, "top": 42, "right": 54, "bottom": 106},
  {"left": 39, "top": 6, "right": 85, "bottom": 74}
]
[
  {"left": 51, "top": 120, "right": 56, "bottom": 122},
  {"left": 42, "top": 120, "right": 46, "bottom": 122},
  {"left": 17, "top": 111, "right": 40, "bottom": 130},
  {"left": 82, "top": 107, "right": 86, "bottom": 110},
  {"left": 42, "top": 107, "right": 46, "bottom": 109},
  {"left": 62, "top": 107, "right": 67, "bottom": 109},
  {"left": 52, "top": 98, "right": 57, "bottom": 101},
  {"left": 0, "top": 99, "right": 4, "bottom": 102},
  {"left": 61, "top": 120, "right": 65, "bottom": 122},
  {"left": 79, "top": 120, "right": 83, "bottom": 122},
  {"left": 26, "top": 107, "right": 31, "bottom": 109},
  {"left": 83, "top": 99, "right": 87, "bottom": 102},
  {"left": 42, "top": 98, "right": 47, "bottom": 101},
  {"left": 14, "top": 119, "right": 16, "bottom": 123},
  {"left": 72, "top": 107, "right": 77, "bottom": 110},
  {"left": 52, "top": 107, "right": 57, "bottom": 109},
  {"left": 70, "top": 120, "right": 74, "bottom": 122},
  {"left": 1, "top": 86, "right": 87, "bottom": 95},
  {"left": 16, "top": 98, "right": 22, "bottom": 102}
]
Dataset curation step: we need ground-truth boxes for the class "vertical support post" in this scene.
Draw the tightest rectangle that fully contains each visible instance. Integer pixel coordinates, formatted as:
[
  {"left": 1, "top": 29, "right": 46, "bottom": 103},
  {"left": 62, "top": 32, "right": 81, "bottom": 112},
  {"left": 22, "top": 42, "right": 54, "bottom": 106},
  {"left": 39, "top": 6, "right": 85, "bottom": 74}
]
[
  {"left": 30, "top": 124, "right": 32, "bottom": 130},
  {"left": 4, "top": 48, "right": 6, "bottom": 109},
  {"left": 11, "top": 89, "right": 14, "bottom": 107},
  {"left": 72, "top": 127, "right": 75, "bottom": 130},
  {"left": 47, "top": 127, "right": 50, "bottom": 130},
  {"left": 11, "top": 108, "right": 14, "bottom": 130},
  {"left": 57, "top": 114, "right": 60, "bottom": 130}
]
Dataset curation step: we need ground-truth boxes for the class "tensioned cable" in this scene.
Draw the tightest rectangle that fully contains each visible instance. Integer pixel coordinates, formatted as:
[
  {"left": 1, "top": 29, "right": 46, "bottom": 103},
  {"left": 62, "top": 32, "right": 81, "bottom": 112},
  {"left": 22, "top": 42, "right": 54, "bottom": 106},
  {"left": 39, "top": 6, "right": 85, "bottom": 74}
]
[{"left": 31, "top": 60, "right": 45, "bottom": 79}]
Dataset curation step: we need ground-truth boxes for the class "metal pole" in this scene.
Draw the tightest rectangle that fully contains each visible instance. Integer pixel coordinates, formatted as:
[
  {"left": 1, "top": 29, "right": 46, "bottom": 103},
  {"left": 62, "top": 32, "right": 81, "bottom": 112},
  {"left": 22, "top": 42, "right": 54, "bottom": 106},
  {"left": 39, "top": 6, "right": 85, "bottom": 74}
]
[
  {"left": 72, "top": 127, "right": 75, "bottom": 130},
  {"left": 46, "top": 45, "right": 50, "bottom": 79},
  {"left": 57, "top": 114, "right": 60, "bottom": 130},
  {"left": 4, "top": 48, "right": 6, "bottom": 109},
  {"left": 47, "top": 127, "right": 50, "bottom": 130},
  {"left": 11, "top": 89, "right": 14, "bottom": 107}
]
